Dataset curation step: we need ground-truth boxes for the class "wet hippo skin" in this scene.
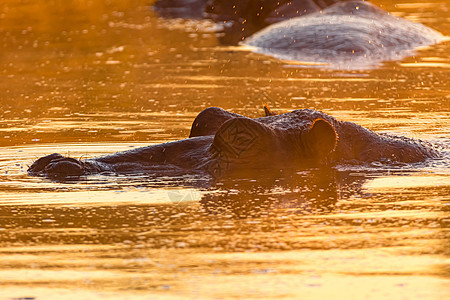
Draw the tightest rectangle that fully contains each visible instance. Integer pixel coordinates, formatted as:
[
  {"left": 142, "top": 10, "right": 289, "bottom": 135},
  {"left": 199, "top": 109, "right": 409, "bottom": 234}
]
[
  {"left": 205, "top": 0, "right": 335, "bottom": 25},
  {"left": 154, "top": 0, "right": 340, "bottom": 43},
  {"left": 153, "top": 0, "right": 335, "bottom": 21},
  {"left": 28, "top": 107, "right": 438, "bottom": 179},
  {"left": 242, "top": 1, "right": 443, "bottom": 67},
  {"left": 153, "top": 0, "right": 443, "bottom": 67},
  {"left": 153, "top": 0, "right": 209, "bottom": 18}
]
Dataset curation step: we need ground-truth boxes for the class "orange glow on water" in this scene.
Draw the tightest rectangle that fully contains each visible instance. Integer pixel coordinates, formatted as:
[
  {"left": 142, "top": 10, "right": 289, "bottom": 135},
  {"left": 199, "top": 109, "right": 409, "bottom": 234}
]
[{"left": 0, "top": 0, "right": 449, "bottom": 299}]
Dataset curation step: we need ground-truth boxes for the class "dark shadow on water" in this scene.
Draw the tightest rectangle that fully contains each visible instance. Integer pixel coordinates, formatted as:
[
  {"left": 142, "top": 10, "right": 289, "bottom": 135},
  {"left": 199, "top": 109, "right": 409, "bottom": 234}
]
[{"left": 200, "top": 168, "right": 369, "bottom": 218}]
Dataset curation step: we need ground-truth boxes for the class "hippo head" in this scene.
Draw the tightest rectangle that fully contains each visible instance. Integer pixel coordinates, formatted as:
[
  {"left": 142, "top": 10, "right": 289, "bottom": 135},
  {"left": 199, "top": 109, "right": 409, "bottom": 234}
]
[{"left": 205, "top": 115, "right": 337, "bottom": 178}]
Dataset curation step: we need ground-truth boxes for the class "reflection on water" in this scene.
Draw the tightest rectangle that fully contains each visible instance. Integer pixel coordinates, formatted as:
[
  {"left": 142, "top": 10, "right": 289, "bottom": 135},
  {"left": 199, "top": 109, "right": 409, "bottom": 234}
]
[{"left": 0, "top": 0, "right": 449, "bottom": 299}]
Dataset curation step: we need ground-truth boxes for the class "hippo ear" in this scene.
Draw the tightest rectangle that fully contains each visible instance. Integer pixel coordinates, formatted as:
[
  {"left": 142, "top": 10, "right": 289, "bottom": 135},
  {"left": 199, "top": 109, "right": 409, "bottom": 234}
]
[{"left": 302, "top": 119, "right": 337, "bottom": 159}]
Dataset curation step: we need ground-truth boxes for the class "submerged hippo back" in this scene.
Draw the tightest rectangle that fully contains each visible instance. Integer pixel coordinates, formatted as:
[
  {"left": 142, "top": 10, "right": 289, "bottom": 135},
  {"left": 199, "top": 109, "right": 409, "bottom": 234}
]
[{"left": 242, "top": 1, "right": 443, "bottom": 69}]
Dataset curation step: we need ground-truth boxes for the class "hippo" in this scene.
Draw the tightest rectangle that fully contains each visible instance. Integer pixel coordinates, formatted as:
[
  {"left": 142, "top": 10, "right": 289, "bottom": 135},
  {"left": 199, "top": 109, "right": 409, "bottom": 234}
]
[
  {"left": 154, "top": 0, "right": 340, "bottom": 43},
  {"left": 154, "top": 0, "right": 443, "bottom": 68},
  {"left": 28, "top": 107, "right": 438, "bottom": 179},
  {"left": 153, "top": 0, "right": 209, "bottom": 19},
  {"left": 153, "top": 0, "right": 334, "bottom": 22},
  {"left": 241, "top": 1, "right": 444, "bottom": 68},
  {"left": 205, "top": 0, "right": 339, "bottom": 25}
]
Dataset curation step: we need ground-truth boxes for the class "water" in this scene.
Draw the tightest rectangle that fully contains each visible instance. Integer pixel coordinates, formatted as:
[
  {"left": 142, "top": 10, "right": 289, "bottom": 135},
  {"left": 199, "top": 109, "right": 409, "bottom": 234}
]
[{"left": 0, "top": 0, "right": 449, "bottom": 299}]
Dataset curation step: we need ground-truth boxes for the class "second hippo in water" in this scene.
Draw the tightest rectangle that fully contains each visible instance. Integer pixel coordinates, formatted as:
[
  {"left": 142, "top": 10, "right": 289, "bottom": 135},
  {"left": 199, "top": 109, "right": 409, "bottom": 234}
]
[
  {"left": 242, "top": 1, "right": 444, "bottom": 69},
  {"left": 153, "top": 0, "right": 339, "bottom": 44},
  {"left": 153, "top": 1, "right": 443, "bottom": 69},
  {"left": 28, "top": 107, "right": 438, "bottom": 179}
]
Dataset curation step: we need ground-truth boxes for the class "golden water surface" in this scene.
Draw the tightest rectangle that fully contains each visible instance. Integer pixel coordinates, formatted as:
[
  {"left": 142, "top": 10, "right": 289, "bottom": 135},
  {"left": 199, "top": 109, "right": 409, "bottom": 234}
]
[{"left": 0, "top": 0, "right": 449, "bottom": 299}]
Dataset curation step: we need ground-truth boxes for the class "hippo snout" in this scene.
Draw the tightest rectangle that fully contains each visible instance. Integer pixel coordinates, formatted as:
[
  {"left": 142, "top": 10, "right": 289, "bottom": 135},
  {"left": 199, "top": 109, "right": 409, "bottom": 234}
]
[
  {"left": 28, "top": 153, "right": 85, "bottom": 177},
  {"left": 44, "top": 160, "right": 84, "bottom": 176}
]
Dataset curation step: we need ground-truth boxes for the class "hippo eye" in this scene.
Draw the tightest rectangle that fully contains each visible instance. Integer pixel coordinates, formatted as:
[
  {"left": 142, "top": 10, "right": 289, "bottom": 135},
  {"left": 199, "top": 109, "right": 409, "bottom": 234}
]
[{"left": 211, "top": 117, "right": 272, "bottom": 160}]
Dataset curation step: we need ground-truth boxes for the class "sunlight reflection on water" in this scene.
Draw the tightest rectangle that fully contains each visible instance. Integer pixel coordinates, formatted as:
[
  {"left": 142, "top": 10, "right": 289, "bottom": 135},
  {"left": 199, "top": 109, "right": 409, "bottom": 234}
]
[{"left": 0, "top": 0, "right": 449, "bottom": 299}]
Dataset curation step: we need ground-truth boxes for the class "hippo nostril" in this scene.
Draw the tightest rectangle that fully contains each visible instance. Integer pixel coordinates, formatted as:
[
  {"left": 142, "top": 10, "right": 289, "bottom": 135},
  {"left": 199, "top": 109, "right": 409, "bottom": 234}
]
[{"left": 28, "top": 153, "right": 64, "bottom": 174}]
